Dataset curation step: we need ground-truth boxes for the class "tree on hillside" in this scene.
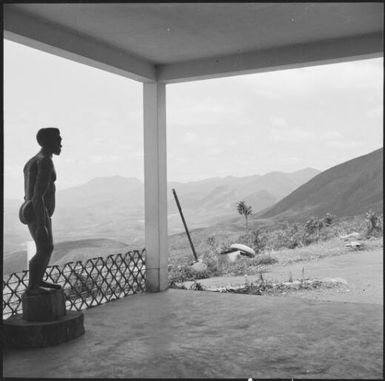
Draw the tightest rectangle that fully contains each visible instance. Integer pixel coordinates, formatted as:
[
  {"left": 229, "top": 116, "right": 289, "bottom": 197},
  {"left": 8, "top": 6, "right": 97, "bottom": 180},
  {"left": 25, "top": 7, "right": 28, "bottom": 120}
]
[
  {"left": 304, "top": 216, "right": 324, "bottom": 243},
  {"left": 365, "top": 209, "right": 382, "bottom": 237},
  {"left": 323, "top": 213, "right": 335, "bottom": 226},
  {"left": 252, "top": 229, "right": 267, "bottom": 253},
  {"left": 236, "top": 201, "right": 253, "bottom": 233}
]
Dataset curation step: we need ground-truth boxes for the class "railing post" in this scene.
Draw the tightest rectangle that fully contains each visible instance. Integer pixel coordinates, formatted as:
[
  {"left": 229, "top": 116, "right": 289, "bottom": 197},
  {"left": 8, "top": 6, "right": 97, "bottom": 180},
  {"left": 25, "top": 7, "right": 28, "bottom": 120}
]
[{"left": 143, "top": 82, "right": 169, "bottom": 292}]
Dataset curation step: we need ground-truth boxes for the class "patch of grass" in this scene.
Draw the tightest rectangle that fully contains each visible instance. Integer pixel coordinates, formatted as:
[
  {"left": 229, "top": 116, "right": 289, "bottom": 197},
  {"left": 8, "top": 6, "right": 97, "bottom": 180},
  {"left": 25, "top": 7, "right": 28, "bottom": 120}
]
[
  {"left": 168, "top": 263, "right": 210, "bottom": 283},
  {"left": 213, "top": 253, "right": 278, "bottom": 276},
  {"left": 168, "top": 250, "right": 279, "bottom": 283},
  {"left": 168, "top": 214, "right": 383, "bottom": 283},
  {"left": 271, "top": 237, "right": 382, "bottom": 266},
  {"left": 202, "top": 277, "right": 348, "bottom": 296},
  {"left": 189, "top": 281, "right": 204, "bottom": 291},
  {"left": 169, "top": 280, "right": 187, "bottom": 289}
]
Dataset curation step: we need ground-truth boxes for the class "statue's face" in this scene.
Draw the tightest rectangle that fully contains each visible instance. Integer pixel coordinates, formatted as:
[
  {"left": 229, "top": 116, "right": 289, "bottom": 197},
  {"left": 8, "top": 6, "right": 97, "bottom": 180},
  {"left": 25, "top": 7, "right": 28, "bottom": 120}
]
[{"left": 50, "top": 134, "right": 62, "bottom": 155}]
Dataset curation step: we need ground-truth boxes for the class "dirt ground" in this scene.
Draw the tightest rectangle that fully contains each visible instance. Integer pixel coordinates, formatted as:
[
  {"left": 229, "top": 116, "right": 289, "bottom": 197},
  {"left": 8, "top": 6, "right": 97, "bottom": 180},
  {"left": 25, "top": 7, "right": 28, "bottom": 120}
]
[{"left": 184, "top": 246, "right": 383, "bottom": 305}]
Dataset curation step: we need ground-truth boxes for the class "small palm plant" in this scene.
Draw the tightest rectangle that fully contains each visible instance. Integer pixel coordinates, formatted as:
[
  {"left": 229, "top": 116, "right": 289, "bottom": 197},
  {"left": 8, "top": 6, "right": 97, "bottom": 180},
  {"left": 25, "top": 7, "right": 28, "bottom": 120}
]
[{"left": 236, "top": 201, "right": 253, "bottom": 233}]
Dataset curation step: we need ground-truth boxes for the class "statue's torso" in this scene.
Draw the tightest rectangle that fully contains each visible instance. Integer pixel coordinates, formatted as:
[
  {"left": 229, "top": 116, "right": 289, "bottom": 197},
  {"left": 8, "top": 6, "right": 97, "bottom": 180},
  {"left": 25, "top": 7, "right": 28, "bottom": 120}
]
[{"left": 24, "top": 153, "right": 56, "bottom": 217}]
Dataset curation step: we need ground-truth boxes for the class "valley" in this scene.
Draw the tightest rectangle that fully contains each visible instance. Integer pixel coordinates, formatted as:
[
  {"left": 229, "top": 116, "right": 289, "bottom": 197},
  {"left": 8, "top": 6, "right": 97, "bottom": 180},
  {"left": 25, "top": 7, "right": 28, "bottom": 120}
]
[
  {"left": 4, "top": 167, "right": 319, "bottom": 256},
  {"left": 3, "top": 148, "right": 383, "bottom": 276}
]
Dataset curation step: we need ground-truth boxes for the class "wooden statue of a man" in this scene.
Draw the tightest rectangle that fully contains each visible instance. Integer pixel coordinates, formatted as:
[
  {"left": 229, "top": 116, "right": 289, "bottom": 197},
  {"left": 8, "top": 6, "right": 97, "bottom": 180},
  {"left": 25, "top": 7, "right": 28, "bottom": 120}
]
[{"left": 19, "top": 128, "right": 63, "bottom": 295}]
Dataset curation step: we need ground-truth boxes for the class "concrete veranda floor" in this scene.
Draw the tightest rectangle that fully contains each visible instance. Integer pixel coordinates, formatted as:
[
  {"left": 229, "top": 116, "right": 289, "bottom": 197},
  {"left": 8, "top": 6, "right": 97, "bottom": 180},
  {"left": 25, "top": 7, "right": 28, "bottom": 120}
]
[{"left": 3, "top": 289, "right": 383, "bottom": 379}]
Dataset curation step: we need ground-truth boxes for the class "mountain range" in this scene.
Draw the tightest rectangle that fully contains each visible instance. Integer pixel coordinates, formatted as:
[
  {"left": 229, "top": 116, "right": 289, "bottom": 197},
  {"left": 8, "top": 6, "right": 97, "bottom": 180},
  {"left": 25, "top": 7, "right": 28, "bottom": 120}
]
[
  {"left": 4, "top": 168, "right": 319, "bottom": 255},
  {"left": 167, "top": 168, "right": 320, "bottom": 231}
]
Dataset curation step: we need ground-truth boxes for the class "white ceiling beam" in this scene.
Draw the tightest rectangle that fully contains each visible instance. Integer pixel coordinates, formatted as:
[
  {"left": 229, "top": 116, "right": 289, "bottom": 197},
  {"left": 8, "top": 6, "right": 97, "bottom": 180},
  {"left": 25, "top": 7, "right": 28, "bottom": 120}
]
[
  {"left": 157, "top": 32, "right": 383, "bottom": 83},
  {"left": 4, "top": 7, "right": 156, "bottom": 83}
]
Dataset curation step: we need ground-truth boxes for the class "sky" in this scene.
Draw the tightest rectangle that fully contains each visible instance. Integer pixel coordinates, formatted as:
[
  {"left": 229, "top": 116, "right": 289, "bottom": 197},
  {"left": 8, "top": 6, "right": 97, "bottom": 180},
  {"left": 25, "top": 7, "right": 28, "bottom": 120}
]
[{"left": 4, "top": 39, "right": 383, "bottom": 200}]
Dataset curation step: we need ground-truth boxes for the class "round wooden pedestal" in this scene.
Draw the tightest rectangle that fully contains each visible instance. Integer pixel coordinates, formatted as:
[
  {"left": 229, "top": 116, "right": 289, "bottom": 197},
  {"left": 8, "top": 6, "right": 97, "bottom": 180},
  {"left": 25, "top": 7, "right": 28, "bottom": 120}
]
[{"left": 4, "top": 288, "right": 85, "bottom": 348}]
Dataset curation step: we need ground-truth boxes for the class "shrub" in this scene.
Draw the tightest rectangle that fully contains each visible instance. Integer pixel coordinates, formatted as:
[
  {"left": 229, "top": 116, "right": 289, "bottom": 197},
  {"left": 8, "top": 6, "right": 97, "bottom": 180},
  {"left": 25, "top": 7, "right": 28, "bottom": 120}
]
[
  {"left": 251, "top": 229, "right": 268, "bottom": 253},
  {"left": 190, "top": 281, "right": 204, "bottom": 291},
  {"left": 286, "top": 224, "right": 304, "bottom": 249},
  {"left": 206, "top": 235, "right": 217, "bottom": 249},
  {"left": 168, "top": 264, "right": 210, "bottom": 283},
  {"left": 253, "top": 254, "right": 278, "bottom": 266},
  {"left": 304, "top": 216, "right": 324, "bottom": 243},
  {"left": 336, "top": 215, "right": 366, "bottom": 236},
  {"left": 201, "top": 247, "right": 221, "bottom": 277},
  {"left": 323, "top": 213, "right": 335, "bottom": 226},
  {"left": 214, "top": 254, "right": 278, "bottom": 277},
  {"left": 266, "top": 229, "right": 287, "bottom": 250},
  {"left": 266, "top": 225, "right": 303, "bottom": 250},
  {"left": 365, "top": 210, "right": 383, "bottom": 237},
  {"left": 319, "top": 225, "right": 339, "bottom": 242}
]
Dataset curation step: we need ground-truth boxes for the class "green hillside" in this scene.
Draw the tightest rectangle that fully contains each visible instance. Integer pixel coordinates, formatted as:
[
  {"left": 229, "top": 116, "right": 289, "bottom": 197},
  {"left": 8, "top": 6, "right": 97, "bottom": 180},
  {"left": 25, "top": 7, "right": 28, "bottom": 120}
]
[{"left": 261, "top": 148, "right": 383, "bottom": 220}]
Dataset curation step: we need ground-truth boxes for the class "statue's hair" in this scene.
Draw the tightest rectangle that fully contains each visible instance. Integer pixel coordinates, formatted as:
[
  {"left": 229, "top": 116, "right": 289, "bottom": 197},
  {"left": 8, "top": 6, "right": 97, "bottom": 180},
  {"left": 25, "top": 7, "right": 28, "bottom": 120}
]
[{"left": 36, "top": 128, "right": 60, "bottom": 147}]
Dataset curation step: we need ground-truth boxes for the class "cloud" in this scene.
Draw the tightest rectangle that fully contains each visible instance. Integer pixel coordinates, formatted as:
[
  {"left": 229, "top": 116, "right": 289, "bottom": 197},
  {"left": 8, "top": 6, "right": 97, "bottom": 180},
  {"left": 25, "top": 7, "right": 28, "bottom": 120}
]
[
  {"left": 270, "top": 116, "right": 287, "bottom": 127},
  {"left": 126, "top": 151, "right": 143, "bottom": 160},
  {"left": 207, "top": 147, "right": 222, "bottom": 156},
  {"left": 91, "top": 137, "right": 105, "bottom": 145},
  {"left": 323, "top": 130, "right": 343, "bottom": 139},
  {"left": 4, "top": 164, "right": 23, "bottom": 176},
  {"left": 182, "top": 132, "right": 197, "bottom": 143},
  {"left": 231, "top": 57, "right": 383, "bottom": 102},
  {"left": 63, "top": 158, "right": 76, "bottom": 163},
  {"left": 225, "top": 139, "right": 238, "bottom": 148},
  {"left": 286, "top": 157, "right": 300, "bottom": 164},
  {"left": 367, "top": 105, "right": 382, "bottom": 119},
  {"left": 4, "top": 165, "right": 24, "bottom": 198},
  {"left": 269, "top": 127, "right": 316, "bottom": 143},
  {"left": 202, "top": 137, "right": 220, "bottom": 148},
  {"left": 168, "top": 84, "right": 247, "bottom": 129},
  {"left": 326, "top": 140, "right": 363, "bottom": 149},
  {"left": 90, "top": 154, "right": 119, "bottom": 163}
]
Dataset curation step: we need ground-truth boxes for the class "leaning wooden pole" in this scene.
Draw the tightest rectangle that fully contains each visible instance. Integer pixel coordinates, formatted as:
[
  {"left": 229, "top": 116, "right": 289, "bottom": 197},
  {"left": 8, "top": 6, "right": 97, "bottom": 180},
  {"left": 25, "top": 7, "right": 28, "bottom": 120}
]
[{"left": 172, "top": 188, "right": 198, "bottom": 262}]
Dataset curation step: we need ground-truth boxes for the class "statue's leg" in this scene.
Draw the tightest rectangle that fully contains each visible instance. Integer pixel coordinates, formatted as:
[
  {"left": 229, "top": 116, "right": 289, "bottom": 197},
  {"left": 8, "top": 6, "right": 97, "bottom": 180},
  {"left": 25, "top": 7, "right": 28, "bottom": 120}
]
[
  {"left": 27, "top": 215, "right": 53, "bottom": 293},
  {"left": 37, "top": 217, "right": 61, "bottom": 289},
  {"left": 26, "top": 221, "right": 53, "bottom": 294}
]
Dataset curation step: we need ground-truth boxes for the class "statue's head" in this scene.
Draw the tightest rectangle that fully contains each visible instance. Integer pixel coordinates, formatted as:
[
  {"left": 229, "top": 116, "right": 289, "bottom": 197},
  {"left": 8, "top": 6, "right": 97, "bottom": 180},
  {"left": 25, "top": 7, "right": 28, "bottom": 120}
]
[{"left": 36, "top": 128, "right": 62, "bottom": 155}]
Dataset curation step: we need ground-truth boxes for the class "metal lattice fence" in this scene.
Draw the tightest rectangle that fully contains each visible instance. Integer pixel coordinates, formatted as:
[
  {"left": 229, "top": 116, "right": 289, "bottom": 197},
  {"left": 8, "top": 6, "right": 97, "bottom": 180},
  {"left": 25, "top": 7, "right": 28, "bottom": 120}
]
[{"left": 3, "top": 250, "right": 146, "bottom": 319}]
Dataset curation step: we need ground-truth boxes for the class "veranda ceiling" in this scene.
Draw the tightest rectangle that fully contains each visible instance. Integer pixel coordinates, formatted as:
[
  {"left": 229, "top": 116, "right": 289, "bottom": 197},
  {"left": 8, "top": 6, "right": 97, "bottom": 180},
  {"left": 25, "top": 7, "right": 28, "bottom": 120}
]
[{"left": 4, "top": 3, "right": 384, "bottom": 83}]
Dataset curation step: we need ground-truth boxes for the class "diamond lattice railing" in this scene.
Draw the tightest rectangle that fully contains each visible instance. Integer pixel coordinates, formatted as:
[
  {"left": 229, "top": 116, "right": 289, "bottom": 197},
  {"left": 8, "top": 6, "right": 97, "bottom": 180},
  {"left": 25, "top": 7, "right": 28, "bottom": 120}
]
[{"left": 3, "top": 250, "right": 146, "bottom": 319}]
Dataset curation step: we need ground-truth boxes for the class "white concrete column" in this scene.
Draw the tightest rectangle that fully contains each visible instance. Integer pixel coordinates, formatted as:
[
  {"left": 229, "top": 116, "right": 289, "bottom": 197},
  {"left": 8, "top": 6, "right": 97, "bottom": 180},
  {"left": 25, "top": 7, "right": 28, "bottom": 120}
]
[{"left": 143, "top": 82, "right": 168, "bottom": 292}]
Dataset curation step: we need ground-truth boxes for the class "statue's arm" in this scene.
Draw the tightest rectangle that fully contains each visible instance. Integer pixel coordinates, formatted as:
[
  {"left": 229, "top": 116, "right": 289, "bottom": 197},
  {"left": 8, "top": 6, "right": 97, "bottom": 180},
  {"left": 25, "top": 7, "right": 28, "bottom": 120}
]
[{"left": 31, "top": 157, "right": 53, "bottom": 231}]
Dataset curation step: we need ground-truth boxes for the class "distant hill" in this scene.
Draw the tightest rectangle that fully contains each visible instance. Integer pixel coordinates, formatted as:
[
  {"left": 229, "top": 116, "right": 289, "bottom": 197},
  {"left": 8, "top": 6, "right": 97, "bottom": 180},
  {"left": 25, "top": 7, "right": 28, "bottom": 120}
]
[
  {"left": 167, "top": 168, "right": 320, "bottom": 230},
  {"left": 260, "top": 148, "right": 383, "bottom": 220},
  {"left": 168, "top": 168, "right": 319, "bottom": 209},
  {"left": 3, "top": 168, "right": 319, "bottom": 255},
  {"left": 3, "top": 176, "right": 146, "bottom": 256},
  {"left": 3, "top": 238, "right": 132, "bottom": 275}
]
